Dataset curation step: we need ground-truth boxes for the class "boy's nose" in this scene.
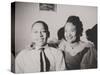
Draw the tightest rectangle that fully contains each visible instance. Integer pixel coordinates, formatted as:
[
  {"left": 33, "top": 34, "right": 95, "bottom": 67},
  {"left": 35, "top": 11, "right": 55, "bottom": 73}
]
[{"left": 40, "top": 32, "right": 43, "bottom": 37}]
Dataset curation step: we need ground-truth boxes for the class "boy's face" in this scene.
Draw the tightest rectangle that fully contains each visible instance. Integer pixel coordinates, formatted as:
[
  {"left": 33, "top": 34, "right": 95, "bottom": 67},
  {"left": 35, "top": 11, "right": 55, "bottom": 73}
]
[
  {"left": 31, "top": 23, "right": 48, "bottom": 47},
  {"left": 64, "top": 22, "right": 77, "bottom": 43}
]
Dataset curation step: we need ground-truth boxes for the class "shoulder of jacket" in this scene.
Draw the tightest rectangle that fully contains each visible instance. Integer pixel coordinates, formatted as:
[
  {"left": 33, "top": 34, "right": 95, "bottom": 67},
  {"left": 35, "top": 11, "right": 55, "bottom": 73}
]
[
  {"left": 49, "top": 46, "right": 62, "bottom": 56},
  {"left": 15, "top": 48, "right": 31, "bottom": 60}
]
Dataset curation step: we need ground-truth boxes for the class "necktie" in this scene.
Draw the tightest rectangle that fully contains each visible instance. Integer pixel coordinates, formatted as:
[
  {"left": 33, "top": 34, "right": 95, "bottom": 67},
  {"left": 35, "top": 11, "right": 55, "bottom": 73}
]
[{"left": 40, "top": 48, "right": 50, "bottom": 72}]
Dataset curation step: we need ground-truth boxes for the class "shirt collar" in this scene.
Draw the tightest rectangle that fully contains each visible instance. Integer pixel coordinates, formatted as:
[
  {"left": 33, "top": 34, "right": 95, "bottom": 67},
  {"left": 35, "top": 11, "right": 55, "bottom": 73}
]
[{"left": 30, "top": 42, "right": 48, "bottom": 50}]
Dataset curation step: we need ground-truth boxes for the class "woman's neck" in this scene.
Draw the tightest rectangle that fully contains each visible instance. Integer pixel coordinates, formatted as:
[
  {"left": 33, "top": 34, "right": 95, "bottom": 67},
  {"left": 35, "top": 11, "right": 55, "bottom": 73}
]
[{"left": 69, "top": 41, "right": 80, "bottom": 49}]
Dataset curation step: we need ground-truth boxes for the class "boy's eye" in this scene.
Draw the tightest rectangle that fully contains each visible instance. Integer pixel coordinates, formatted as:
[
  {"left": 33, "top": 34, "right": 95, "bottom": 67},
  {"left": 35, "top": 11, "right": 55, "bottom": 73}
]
[
  {"left": 71, "top": 30, "right": 75, "bottom": 32},
  {"left": 42, "top": 31, "right": 46, "bottom": 33},
  {"left": 65, "top": 30, "right": 67, "bottom": 32},
  {"left": 33, "top": 31, "right": 38, "bottom": 33}
]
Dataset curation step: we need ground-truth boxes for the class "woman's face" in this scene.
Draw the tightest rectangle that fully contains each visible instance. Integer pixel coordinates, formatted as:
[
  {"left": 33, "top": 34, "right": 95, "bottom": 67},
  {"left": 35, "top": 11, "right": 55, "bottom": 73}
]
[
  {"left": 64, "top": 22, "right": 77, "bottom": 43},
  {"left": 31, "top": 23, "right": 47, "bottom": 47}
]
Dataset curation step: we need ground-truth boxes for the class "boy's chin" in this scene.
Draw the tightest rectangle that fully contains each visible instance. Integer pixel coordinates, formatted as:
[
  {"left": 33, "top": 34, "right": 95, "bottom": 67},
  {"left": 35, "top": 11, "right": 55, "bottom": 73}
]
[{"left": 36, "top": 42, "right": 46, "bottom": 47}]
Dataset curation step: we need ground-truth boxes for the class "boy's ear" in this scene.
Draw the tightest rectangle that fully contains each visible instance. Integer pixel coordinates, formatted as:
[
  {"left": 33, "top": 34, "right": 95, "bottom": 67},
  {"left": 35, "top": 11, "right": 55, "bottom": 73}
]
[{"left": 47, "top": 31, "right": 50, "bottom": 38}]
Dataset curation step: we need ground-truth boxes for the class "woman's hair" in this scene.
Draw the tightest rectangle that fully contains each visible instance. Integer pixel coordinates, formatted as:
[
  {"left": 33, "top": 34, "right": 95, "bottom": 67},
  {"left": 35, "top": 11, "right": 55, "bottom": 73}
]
[
  {"left": 57, "top": 27, "right": 65, "bottom": 40},
  {"left": 65, "top": 16, "right": 83, "bottom": 37},
  {"left": 32, "top": 20, "right": 50, "bottom": 38}
]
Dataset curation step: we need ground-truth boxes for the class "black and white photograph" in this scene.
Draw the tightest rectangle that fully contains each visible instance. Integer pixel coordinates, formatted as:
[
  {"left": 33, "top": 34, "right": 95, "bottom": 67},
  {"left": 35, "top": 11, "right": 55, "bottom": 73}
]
[{"left": 11, "top": 2, "right": 97, "bottom": 73}]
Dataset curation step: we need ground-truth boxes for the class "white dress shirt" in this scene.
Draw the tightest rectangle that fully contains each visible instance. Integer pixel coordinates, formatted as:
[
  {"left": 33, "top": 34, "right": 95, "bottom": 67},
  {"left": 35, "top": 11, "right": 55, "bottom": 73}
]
[{"left": 15, "top": 45, "right": 65, "bottom": 73}]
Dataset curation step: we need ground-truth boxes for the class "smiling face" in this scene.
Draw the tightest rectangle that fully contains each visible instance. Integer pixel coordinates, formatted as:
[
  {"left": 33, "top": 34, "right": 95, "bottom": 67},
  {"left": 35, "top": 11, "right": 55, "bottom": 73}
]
[
  {"left": 31, "top": 23, "right": 48, "bottom": 47},
  {"left": 64, "top": 22, "right": 77, "bottom": 43}
]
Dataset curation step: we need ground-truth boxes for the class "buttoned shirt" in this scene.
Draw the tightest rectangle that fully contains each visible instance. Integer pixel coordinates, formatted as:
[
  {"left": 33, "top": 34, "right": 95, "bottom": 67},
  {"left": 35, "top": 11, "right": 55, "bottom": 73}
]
[{"left": 15, "top": 44, "right": 65, "bottom": 73}]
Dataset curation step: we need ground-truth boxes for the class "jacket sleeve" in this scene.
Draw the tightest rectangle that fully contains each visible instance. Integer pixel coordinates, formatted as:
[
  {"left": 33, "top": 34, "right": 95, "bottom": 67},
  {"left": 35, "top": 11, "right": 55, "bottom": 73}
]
[
  {"left": 80, "top": 46, "right": 97, "bottom": 69},
  {"left": 15, "top": 52, "right": 24, "bottom": 73},
  {"left": 55, "top": 49, "right": 66, "bottom": 71}
]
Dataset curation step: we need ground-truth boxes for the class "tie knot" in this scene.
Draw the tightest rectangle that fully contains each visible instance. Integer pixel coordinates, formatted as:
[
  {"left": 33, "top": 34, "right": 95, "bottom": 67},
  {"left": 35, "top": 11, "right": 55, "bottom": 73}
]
[{"left": 40, "top": 48, "right": 45, "bottom": 51}]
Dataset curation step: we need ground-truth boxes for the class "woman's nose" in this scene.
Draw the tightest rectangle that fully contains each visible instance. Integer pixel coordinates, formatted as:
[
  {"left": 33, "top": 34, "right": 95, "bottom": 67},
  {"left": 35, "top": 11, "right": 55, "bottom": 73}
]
[{"left": 67, "top": 33, "right": 72, "bottom": 37}]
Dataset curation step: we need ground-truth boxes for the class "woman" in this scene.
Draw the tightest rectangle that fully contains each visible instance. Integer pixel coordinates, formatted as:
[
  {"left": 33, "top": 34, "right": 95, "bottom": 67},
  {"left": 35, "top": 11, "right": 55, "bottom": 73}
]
[{"left": 59, "top": 16, "right": 97, "bottom": 70}]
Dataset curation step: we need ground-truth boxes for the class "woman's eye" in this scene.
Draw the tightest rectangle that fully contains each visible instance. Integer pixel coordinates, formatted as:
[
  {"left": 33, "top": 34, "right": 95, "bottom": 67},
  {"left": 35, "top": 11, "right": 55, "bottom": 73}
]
[{"left": 72, "top": 29, "right": 76, "bottom": 32}]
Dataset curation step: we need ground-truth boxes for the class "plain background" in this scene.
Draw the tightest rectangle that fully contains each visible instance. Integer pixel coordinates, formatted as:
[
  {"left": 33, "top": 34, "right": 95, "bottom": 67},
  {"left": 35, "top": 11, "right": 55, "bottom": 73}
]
[{"left": 0, "top": 0, "right": 100, "bottom": 75}]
